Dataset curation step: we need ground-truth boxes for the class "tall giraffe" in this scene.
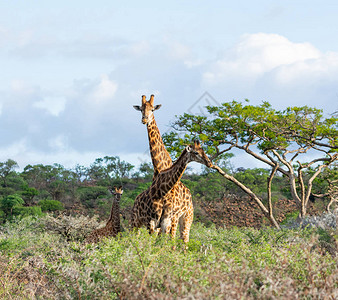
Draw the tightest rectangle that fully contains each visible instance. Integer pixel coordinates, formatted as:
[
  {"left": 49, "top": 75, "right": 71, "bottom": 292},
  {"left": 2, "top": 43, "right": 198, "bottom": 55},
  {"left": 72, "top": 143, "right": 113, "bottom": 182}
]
[
  {"left": 131, "top": 141, "right": 212, "bottom": 241},
  {"left": 133, "top": 95, "right": 195, "bottom": 242},
  {"left": 85, "top": 186, "right": 123, "bottom": 243}
]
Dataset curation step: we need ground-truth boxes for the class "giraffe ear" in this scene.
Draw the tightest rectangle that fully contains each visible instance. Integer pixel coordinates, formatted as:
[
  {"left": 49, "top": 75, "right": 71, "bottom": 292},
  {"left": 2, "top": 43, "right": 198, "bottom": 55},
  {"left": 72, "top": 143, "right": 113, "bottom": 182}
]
[
  {"left": 133, "top": 105, "right": 142, "bottom": 111},
  {"left": 154, "top": 104, "right": 162, "bottom": 111},
  {"left": 186, "top": 145, "right": 192, "bottom": 152}
]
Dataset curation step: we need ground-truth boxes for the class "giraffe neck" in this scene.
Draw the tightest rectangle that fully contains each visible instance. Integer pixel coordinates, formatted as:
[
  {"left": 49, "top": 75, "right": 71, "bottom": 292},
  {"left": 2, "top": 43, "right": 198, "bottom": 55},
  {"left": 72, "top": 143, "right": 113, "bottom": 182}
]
[
  {"left": 147, "top": 118, "right": 172, "bottom": 174},
  {"left": 154, "top": 149, "right": 189, "bottom": 198},
  {"left": 106, "top": 197, "right": 121, "bottom": 229}
]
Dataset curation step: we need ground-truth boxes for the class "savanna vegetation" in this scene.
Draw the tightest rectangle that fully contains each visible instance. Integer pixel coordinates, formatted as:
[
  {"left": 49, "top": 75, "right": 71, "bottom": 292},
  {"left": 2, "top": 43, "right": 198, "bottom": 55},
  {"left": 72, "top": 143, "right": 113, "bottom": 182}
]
[{"left": 0, "top": 101, "right": 337, "bottom": 298}]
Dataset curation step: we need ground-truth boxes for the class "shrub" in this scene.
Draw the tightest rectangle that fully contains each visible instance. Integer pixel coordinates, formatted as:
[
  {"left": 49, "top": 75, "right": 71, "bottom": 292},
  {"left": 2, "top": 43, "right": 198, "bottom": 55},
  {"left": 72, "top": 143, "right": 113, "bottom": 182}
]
[
  {"left": 0, "top": 218, "right": 337, "bottom": 298},
  {"left": 39, "top": 214, "right": 102, "bottom": 241},
  {"left": 0, "top": 194, "right": 24, "bottom": 216},
  {"left": 282, "top": 210, "right": 338, "bottom": 230},
  {"left": 38, "top": 199, "right": 64, "bottom": 212},
  {"left": 12, "top": 205, "right": 43, "bottom": 218}
]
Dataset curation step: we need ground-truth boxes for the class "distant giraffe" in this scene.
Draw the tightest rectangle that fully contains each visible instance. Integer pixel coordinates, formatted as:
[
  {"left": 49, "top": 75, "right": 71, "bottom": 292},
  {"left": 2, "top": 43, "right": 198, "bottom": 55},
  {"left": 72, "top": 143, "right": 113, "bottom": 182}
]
[
  {"left": 133, "top": 95, "right": 195, "bottom": 243},
  {"left": 85, "top": 186, "right": 123, "bottom": 243},
  {"left": 131, "top": 141, "right": 212, "bottom": 241}
]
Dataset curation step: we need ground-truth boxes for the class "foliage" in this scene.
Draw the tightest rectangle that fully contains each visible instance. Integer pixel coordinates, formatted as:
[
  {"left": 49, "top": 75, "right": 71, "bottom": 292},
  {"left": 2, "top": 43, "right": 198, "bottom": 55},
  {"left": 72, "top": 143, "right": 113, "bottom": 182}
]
[
  {"left": 163, "top": 100, "right": 338, "bottom": 217},
  {"left": 38, "top": 199, "right": 64, "bottom": 212},
  {"left": 87, "top": 156, "right": 134, "bottom": 185},
  {"left": 138, "top": 162, "right": 154, "bottom": 179},
  {"left": 0, "top": 216, "right": 337, "bottom": 299},
  {"left": 38, "top": 214, "right": 102, "bottom": 241},
  {"left": 0, "top": 159, "right": 19, "bottom": 187},
  {"left": 182, "top": 172, "right": 229, "bottom": 202},
  {"left": 77, "top": 186, "right": 110, "bottom": 208},
  {"left": 0, "top": 194, "right": 44, "bottom": 222},
  {"left": 0, "top": 194, "right": 24, "bottom": 217},
  {"left": 0, "top": 144, "right": 334, "bottom": 230},
  {"left": 21, "top": 186, "right": 39, "bottom": 205},
  {"left": 12, "top": 205, "right": 43, "bottom": 218}
]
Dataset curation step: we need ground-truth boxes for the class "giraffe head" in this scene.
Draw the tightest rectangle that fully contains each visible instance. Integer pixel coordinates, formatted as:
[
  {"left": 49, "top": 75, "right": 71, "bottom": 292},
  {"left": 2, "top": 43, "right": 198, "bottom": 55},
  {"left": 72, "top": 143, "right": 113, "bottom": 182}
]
[
  {"left": 133, "top": 94, "right": 162, "bottom": 124},
  {"left": 109, "top": 186, "right": 123, "bottom": 202},
  {"left": 186, "top": 140, "right": 213, "bottom": 167}
]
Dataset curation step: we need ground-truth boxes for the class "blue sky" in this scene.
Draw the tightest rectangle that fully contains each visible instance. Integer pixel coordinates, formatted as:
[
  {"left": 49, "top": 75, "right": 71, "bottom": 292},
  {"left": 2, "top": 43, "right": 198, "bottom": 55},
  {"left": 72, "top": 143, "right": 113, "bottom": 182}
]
[{"left": 1, "top": 1, "right": 338, "bottom": 170}]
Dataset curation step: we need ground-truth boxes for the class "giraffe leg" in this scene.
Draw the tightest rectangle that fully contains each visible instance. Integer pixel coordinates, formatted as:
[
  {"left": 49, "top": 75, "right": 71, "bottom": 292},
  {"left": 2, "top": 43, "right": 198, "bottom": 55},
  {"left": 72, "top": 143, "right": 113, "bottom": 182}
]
[
  {"left": 160, "top": 198, "right": 174, "bottom": 236},
  {"left": 170, "top": 215, "right": 179, "bottom": 239},
  {"left": 179, "top": 207, "right": 193, "bottom": 244},
  {"left": 149, "top": 219, "right": 162, "bottom": 235},
  {"left": 161, "top": 217, "right": 172, "bottom": 235}
]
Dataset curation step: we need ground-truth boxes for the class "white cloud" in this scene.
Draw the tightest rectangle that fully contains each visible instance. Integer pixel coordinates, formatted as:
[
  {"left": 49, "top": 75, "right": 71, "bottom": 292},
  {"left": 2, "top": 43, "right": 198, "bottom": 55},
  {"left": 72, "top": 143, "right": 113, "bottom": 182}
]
[
  {"left": 91, "top": 75, "right": 118, "bottom": 102},
  {"left": 34, "top": 96, "right": 66, "bottom": 116},
  {"left": 272, "top": 51, "right": 338, "bottom": 85},
  {"left": 128, "top": 40, "right": 150, "bottom": 56},
  {"left": 48, "top": 135, "right": 68, "bottom": 151},
  {"left": 10, "top": 79, "right": 38, "bottom": 96},
  {"left": 167, "top": 41, "right": 191, "bottom": 60},
  {"left": 0, "top": 139, "right": 28, "bottom": 161},
  {"left": 201, "top": 33, "right": 338, "bottom": 113},
  {"left": 203, "top": 33, "right": 322, "bottom": 85},
  {"left": 1, "top": 31, "right": 337, "bottom": 170},
  {"left": 0, "top": 26, "right": 9, "bottom": 45}
]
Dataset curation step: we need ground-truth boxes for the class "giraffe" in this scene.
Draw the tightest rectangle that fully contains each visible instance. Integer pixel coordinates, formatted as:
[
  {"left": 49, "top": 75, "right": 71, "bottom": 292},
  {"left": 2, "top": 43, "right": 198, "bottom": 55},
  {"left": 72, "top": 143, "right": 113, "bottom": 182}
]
[
  {"left": 133, "top": 95, "right": 195, "bottom": 242},
  {"left": 131, "top": 140, "right": 212, "bottom": 241},
  {"left": 85, "top": 186, "right": 123, "bottom": 243}
]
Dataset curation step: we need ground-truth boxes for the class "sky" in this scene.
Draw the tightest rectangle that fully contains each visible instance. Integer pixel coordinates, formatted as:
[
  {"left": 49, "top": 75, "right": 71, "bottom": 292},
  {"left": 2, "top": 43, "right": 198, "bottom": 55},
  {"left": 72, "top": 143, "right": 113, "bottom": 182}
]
[{"left": 1, "top": 1, "right": 338, "bottom": 171}]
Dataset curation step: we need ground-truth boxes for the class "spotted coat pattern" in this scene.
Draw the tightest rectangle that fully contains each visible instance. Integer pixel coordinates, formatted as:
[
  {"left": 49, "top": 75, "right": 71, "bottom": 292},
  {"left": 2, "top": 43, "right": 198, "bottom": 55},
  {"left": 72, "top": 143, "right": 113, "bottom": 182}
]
[
  {"left": 85, "top": 186, "right": 123, "bottom": 243},
  {"left": 133, "top": 95, "right": 196, "bottom": 242},
  {"left": 131, "top": 141, "right": 212, "bottom": 242}
]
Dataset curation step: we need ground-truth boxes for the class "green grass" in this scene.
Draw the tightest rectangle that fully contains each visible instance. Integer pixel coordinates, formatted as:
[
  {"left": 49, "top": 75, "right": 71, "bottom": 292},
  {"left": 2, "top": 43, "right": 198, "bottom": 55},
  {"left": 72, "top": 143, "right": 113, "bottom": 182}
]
[{"left": 0, "top": 216, "right": 337, "bottom": 299}]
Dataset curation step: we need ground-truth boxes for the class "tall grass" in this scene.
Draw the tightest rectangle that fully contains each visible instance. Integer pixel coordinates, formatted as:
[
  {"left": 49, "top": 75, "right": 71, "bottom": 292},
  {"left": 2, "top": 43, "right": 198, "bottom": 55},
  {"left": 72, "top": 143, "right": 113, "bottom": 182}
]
[{"left": 0, "top": 215, "right": 337, "bottom": 299}]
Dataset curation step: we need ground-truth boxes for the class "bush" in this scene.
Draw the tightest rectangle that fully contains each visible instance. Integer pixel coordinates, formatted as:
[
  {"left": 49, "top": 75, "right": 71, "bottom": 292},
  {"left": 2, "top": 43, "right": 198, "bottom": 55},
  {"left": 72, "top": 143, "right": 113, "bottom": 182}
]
[
  {"left": 282, "top": 210, "right": 338, "bottom": 230},
  {"left": 39, "top": 214, "right": 102, "bottom": 241},
  {"left": 38, "top": 199, "right": 64, "bottom": 212},
  {"left": 0, "top": 218, "right": 337, "bottom": 299},
  {"left": 12, "top": 205, "right": 43, "bottom": 218},
  {"left": 0, "top": 194, "right": 24, "bottom": 216}
]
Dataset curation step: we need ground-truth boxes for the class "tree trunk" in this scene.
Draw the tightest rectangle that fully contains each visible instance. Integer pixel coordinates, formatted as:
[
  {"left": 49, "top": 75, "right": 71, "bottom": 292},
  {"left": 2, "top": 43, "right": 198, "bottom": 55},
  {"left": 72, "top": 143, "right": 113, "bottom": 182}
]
[{"left": 267, "top": 164, "right": 279, "bottom": 224}]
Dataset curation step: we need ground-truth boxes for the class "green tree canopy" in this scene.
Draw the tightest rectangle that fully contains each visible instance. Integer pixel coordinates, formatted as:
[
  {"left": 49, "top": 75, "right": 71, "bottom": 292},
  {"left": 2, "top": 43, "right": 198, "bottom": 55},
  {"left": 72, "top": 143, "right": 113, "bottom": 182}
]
[
  {"left": 163, "top": 100, "right": 338, "bottom": 217},
  {"left": 0, "top": 159, "right": 19, "bottom": 187},
  {"left": 0, "top": 194, "right": 24, "bottom": 217},
  {"left": 87, "top": 156, "right": 134, "bottom": 184}
]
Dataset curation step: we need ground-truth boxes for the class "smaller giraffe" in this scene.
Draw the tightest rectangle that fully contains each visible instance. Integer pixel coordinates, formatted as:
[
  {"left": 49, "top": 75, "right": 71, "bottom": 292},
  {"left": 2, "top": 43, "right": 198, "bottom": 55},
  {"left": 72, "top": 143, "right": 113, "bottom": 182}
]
[
  {"left": 131, "top": 141, "right": 212, "bottom": 237},
  {"left": 85, "top": 186, "right": 123, "bottom": 244}
]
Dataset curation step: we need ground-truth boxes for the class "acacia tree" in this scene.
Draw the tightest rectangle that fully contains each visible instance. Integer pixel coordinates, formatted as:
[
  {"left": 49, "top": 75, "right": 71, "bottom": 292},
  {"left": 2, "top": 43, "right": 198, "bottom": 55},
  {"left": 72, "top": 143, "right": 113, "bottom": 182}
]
[{"left": 163, "top": 100, "right": 338, "bottom": 220}]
